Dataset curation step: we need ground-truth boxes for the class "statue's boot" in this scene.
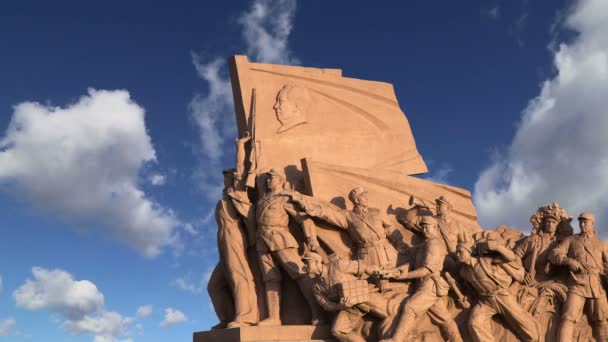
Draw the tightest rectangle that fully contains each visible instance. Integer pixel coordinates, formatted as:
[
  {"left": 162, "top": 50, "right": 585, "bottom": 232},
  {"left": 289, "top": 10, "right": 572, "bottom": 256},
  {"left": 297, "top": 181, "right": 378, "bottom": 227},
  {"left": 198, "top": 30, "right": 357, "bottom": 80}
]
[
  {"left": 557, "top": 320, "right": 574, "bottom": 342},
  {"left": 296, "top": 276, "right": 327, "bottom": 325},
  {"left": 379, "top": 308, "right": 415, "bottom": 342},
  {"left": 257, "top": 281, "right": 282, "bottom": 326}
]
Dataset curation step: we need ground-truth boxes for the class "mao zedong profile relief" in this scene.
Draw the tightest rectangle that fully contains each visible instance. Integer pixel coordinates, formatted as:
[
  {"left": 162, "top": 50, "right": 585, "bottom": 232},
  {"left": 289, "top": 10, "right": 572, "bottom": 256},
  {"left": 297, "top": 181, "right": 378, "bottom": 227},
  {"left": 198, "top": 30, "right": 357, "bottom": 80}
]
[{"left": 194, "top": 55, "right": 608, "bottom": 342}]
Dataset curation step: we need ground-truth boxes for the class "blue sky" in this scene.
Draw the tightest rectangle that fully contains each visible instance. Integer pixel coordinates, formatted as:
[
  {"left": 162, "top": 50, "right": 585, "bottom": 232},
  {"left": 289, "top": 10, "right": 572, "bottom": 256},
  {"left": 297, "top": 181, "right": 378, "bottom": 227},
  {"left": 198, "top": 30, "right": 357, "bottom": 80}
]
[{"left": 1, "top": 0, "right": 607, "bottom": 341}]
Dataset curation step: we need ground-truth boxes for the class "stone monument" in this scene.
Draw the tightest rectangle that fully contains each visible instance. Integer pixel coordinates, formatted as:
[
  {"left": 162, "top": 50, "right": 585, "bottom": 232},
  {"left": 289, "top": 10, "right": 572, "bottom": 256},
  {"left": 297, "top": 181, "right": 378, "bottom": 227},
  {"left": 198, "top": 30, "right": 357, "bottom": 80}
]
[{"left": 194, "top": 56, "right": 608, "bottom": 342}]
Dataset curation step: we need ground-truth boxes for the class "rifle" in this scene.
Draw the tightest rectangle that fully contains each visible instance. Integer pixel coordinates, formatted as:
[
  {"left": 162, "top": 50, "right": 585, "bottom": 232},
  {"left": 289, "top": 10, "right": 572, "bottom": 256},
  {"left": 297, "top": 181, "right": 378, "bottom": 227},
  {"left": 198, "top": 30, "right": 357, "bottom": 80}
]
[{"left": 245, "top": 89, "right": 257, "bottom": 188}]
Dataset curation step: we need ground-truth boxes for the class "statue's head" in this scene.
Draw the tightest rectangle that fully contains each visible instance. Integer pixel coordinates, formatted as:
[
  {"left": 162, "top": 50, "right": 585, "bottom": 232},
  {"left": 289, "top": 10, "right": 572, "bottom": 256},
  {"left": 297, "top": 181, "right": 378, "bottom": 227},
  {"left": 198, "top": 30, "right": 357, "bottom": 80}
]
[
  {"left": 265, "top": 168, "right": 286, "bottom": 192},
  {"left": 348, "top": 186, "right": 368, "bottom": 208},
  {"left": 274, "top": 84, "right": 309, "bottom": 133},
  {"left": 419, "top": 215, "right": 438, "bottom": 239},
  {"left": 303, "top": 252, "right": 323, "bottom": 277},
  {"left": 542, "top": 214, "right": 559, "bottom": 234},
  {"left": 435, "top": 195, "right": 452, "bottom": 217},
  {"left": 222, "top": 168, "right": 236, "bottom": 188},
  {"left": 578, "top": 212, "right": 595, "bottom": 235}
]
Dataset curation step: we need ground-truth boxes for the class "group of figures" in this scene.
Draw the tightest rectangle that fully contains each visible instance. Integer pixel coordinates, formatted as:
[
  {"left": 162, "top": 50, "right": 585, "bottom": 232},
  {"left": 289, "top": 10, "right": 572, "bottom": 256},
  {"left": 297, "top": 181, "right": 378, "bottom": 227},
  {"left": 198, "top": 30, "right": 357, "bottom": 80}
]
[{"left": 207, "top": 139, "right": 608, "bottom": 342}]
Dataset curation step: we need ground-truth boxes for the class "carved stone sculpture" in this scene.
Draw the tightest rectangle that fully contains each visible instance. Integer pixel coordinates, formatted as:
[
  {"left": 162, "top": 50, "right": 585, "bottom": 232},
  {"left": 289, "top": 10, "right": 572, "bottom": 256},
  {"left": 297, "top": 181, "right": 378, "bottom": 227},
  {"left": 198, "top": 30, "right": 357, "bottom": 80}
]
[
  {"left": 380, "top": 216, "right": 462, "bottom": 342},
  {"left": 456, "top": 233, "right": 538, "bottom": 342},
  {"left": 549, "top": 212, "right": 608, "bottom": 341},
  {"left": 195, "top": 56, "right": 608, "bottom": 342},
  {"left": 254, "top": 168, "right": 324, "bottom": 326}
]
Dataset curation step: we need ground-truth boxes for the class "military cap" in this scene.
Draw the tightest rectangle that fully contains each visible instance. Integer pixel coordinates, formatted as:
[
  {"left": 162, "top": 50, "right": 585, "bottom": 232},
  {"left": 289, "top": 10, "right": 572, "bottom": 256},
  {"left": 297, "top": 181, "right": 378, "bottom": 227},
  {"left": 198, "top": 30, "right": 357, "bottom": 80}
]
[
  {"left": 578, "top": 212, "right": 596, "bottom": 222},
  {"left": 266, "top": 168, "right": 286, "bottom": 182},
  {"left": 435, "top": 195, "right": 453, "bottom": 209},
  {"left": 348, "top": 186, "right": 367, "bottom": 203},
  {"left": 302, "top": 252, "right": 323, "bottom": 263},
  {"left": 419, "top": 215, "right": 437, "bottom": 226}
]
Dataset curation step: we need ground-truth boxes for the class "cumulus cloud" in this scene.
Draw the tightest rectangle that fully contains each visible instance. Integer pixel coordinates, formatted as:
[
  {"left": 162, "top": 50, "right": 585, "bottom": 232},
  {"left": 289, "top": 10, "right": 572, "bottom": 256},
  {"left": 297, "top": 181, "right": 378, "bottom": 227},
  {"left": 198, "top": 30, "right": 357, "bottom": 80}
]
[
  {"left": 160, "top": 308, "right": 187, "bottom": 327},
  {"left": 171, "top": 271, "right": 211, "bottom": 294},
  {"left": 238, "top": 0, "right": 299, "bottom": 65},
  {"left": 14, "top": 267, "right": 104, "bottom": 320},
  {"left": 190, "top": 0, "right": 298, "bottom": 200},
  {"left": 148, "top": 173, "right": 166, "bottom": 186},
  {"left": 14, "top": 267, "right": 133, "bottom": 341},
  {"left": 474, "top": 0, "right": 608, "bottom": 232},
  {"left": 0, "top": 318, "right": 16, "bottom": 336},
  {"left": 136, "top": 305, "right": 153, "bottom": 318},
  {"left": 0, "top": 88, "right": 179, "bottom": 257}
]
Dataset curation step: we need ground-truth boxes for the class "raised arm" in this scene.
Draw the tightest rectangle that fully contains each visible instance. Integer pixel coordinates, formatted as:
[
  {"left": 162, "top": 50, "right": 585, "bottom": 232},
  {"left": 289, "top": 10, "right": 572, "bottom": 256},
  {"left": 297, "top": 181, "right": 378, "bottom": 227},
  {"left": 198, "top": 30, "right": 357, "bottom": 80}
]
[
  {"left": 288, "top": 193, "right": 349, "bottom": 229},
  {"left": 284, "top": 201, "right": 319, "bottom": 251}
]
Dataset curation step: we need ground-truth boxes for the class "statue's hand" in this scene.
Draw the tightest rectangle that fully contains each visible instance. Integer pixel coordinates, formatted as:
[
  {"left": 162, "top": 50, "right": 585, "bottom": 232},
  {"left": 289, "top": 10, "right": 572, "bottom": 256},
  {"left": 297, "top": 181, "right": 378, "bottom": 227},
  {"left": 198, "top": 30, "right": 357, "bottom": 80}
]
[
  {"left": 567, "top": 259, "right": 583, "bottom": 273},
  {"left": 307, "top": 237, "right": 320, "bottom": 252},
  {"left": 523, "top": 272, "right": 535, "bottom": 286}
]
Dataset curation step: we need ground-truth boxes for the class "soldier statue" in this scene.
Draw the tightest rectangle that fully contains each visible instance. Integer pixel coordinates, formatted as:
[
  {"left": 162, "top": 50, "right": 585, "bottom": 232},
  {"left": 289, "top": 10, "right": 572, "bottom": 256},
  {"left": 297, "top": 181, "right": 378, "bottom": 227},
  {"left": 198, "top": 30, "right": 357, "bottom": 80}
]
[
  {"left": 303, "top": 252, "right": 390, "bottom": 342},
  {"left": 289, "top": 186, "right": 408, "bottom": 267},
  {"left": 255, "top": 168, "right": 325, "bottom": 326},
  {"left": 549, "top": 212, "right": 608, "bottom": 341},
  {"left": 455, "top": 233, "right": 539, "bottom": 342},
  {"left": 380, "top": 215, "right": 462, "bottom": 342}
]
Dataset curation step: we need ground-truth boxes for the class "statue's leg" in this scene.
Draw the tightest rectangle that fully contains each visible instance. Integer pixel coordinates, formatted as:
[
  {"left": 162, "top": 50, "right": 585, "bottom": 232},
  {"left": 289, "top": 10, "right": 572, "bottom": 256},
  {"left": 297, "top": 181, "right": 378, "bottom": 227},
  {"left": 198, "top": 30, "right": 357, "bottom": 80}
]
[
  {"left": 495, "top": 292, "right": 539, "bottom": 342},
  {"left": 257, "top": 251, "right": 282, "bottom": 326},
  {"left": 558, "top": 293, "right": 585, "bottom": 342},
  {"left": 587, "top": 296, "right": 608, "bottom": 341},
  {"left": 427, "top": 298, "right": 463, "bottom": 342},
  {"left": 274, "top": 248, "right": 326, "bottom": 325},
  {"left": 207, "top": 263, "right": 234, "bottom": 329},
  {"left": 332, "top": 309, "right": 366, "bottom": 342},
  {"left": 468, "top": 300, "right": 497, "bottom": 342}
]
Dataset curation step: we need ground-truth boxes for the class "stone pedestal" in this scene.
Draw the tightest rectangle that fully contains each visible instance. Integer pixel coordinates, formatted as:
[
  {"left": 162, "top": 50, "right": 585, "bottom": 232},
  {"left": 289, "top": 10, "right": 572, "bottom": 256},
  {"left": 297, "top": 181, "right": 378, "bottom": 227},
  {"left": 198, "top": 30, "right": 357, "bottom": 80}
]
[{"left": 193, "top": 325, "right": 334, "bottom": 342}]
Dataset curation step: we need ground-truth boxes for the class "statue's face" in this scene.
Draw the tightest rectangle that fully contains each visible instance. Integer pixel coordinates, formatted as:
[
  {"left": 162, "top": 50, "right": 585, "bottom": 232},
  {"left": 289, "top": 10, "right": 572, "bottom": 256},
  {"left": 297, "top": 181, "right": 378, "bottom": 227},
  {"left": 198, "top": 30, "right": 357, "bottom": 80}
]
[
  {"left": 355, "top": 193, "right": 368, "bottom": 208},
  {"left": 304, "top": 260, "right": 321, "bottom": 277},
  {"left": 266, "top": 174, "right": 283, "bottom": 192},
  {"left": 437, "top": 202, "right": 450, "bottom": 216},
  {"left": 544, "top": 218, "right": 558, "bottom": 234},
  {"left": 456, "top": 247, "right": 471, "bottom": 263},
  {"left": 422, "top": 223, "right": 436, "bottom": 239},
  {"left": 579, "top": 219, "right": 594, "bottom": 235},
  {"left": 273, "top": 90, "right": 297, "bottom": 124}
]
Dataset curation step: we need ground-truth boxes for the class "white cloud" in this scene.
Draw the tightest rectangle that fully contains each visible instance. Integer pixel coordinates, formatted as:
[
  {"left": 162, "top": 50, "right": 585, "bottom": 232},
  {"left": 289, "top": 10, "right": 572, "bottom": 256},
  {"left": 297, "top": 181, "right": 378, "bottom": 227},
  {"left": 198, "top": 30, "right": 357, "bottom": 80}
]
[
  {"left": 190, "top": 0, "right": 299, "bottom": 200},
  {"left": 160, "top": 308, "right": 187, "bottom": 327},
  {"left": 424, "top": 164, "right": 454, "bottom": 184},
  {"left": 238, "top": 0, "right": 299, "bottom": 65},
  {"left": 14, "top": 267, "right": 104, "bottom": 320},
  {"left": 148, "top": 173, "right": 166, "bottom": 186},
  {"left": 136, "top": 305, "right": 153, "bottom": 318},
  {"left": 14, "top": 267, "right": 133, "bottom": 341},
  {"left": 172, "top": 276, "right": 204, "bottom": 294},
  {"left": 0, "top": 88, "right": 179, "bottom": 257},
  {"left": 65, "top": 311, "right": 132, "bottom": 341},
  {"left": 0, "top": 318, "right": 16, "bottom": 336},
  {"left": 474, "top": 0, "right": 608, "bottom": 232}
]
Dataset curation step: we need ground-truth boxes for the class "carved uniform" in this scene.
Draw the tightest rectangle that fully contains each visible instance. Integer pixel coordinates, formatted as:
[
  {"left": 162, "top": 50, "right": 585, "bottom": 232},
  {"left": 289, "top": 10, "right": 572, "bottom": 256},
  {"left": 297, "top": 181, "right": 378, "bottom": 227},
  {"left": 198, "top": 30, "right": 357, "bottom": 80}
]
[
  {"left": 549, "top": 233, "right": 608, "bottom": 341},
  {"left": 391, "top": 237, "right": 462, "bottom": 342},
  {"left": 460, "top": 254, "right": 538, "bottom": 342},
  {"left": 255, "top": 191, "right": 324, "bottom": 325},
  {"left": 514, "top": 231, "right": 559, "bottom": 282},
  {"left": 208, "top": 189, "right": 258, "bottom": 326},
  {"left": 256, "top": 193, "right": 312, "bottom": 281},
  {"left": 312, "top": 258, "right": 389, "bottom": 342},
  {"left": 300, "top": 200, "right": 404, "bottom": 267}
]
